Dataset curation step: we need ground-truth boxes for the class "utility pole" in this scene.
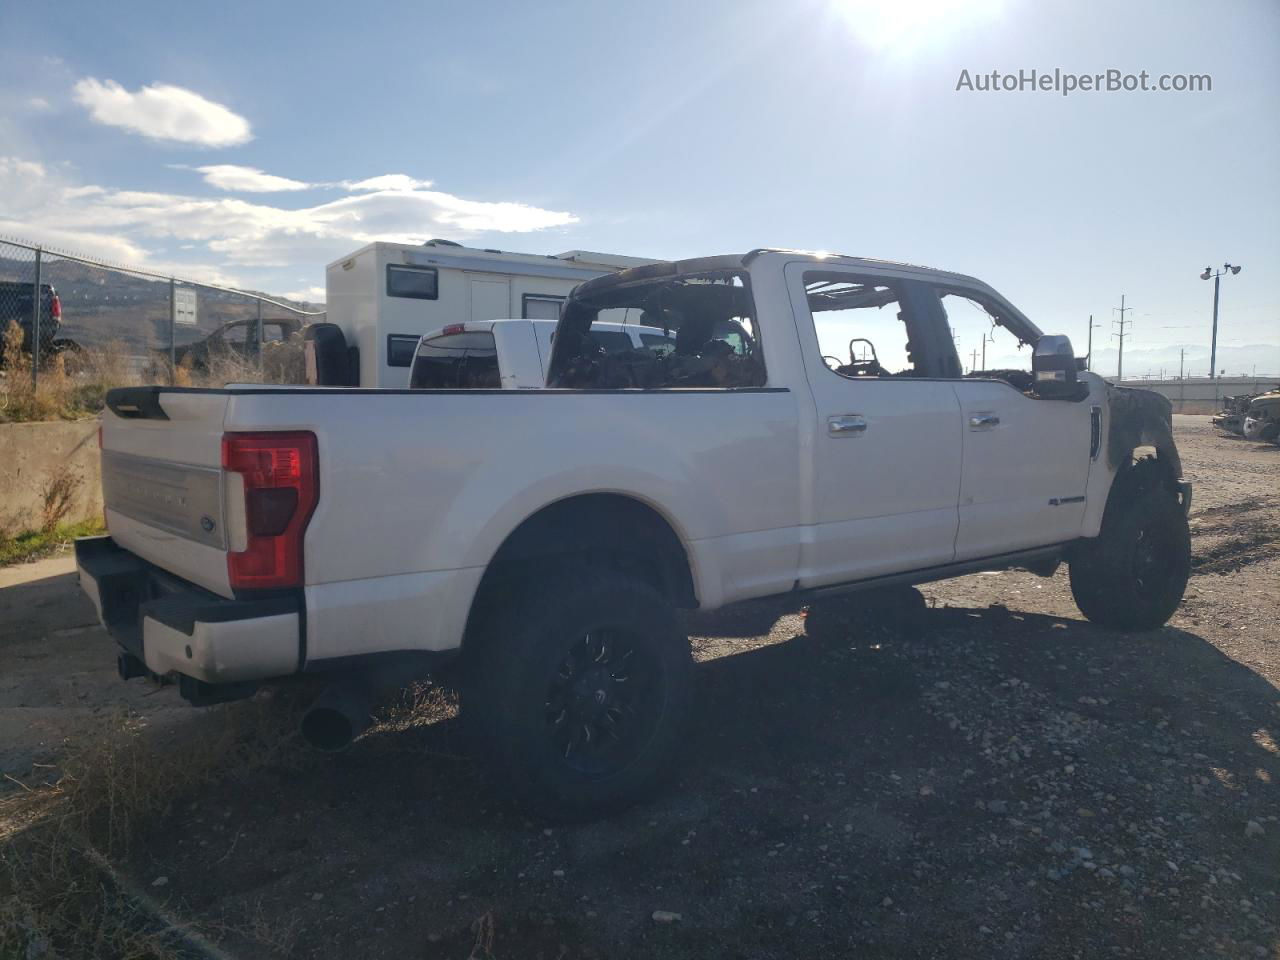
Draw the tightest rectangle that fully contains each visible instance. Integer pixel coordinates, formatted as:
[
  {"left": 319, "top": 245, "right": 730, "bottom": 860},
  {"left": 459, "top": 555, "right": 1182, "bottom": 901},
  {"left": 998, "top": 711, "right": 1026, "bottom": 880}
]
[
  {"left": 1179, "top": 348, "right": 1184, "bottom": 380},
  {"left": 1200, "top": 263, "right": 1242, "bottom": 379},
  {"left": 981, "top": 330, "right": 993, "bottom": 370},
  {"left": 1112, "top": 295, "right": 1132, "bottom": 382},
  {"left": 970, "top": 347, "right": 979, "bottom": 372},
  {"left": 1085, "top": 314, "right": 1103, "bottom": 371}
]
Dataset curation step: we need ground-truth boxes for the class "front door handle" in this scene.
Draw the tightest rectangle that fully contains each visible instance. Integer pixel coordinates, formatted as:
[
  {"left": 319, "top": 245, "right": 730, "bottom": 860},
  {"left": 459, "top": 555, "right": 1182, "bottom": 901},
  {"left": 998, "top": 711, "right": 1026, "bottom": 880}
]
[
  {"left": 968, "top": 413, "right": 1000, "bottom": 430},
  {"left": 828, "top": 414, "right": 868, "bottom": 436}
]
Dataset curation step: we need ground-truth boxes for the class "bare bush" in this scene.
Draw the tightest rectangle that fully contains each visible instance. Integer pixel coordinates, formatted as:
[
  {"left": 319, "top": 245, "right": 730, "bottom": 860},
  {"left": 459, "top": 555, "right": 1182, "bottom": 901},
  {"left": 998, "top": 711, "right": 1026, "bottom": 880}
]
[
  {"left": 1, "top": 318, "right": 24, "bottom": 370},
  {"left": 39, "top": 466, "right": 83, "bottom": 534}
]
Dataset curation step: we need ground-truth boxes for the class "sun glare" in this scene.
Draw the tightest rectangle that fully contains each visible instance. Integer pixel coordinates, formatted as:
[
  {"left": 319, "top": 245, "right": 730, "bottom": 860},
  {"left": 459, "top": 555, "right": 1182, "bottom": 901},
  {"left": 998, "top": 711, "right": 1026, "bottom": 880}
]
[{"left": 831, "top": 0, "right": 1005, "bottom": 52}]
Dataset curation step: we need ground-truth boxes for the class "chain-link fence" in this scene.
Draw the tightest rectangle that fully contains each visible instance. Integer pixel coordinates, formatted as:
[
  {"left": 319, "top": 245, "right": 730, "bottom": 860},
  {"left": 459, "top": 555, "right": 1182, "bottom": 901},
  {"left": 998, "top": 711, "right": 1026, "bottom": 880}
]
[{"left": 0, "top": 237, "right": 325, "bottom": 397}]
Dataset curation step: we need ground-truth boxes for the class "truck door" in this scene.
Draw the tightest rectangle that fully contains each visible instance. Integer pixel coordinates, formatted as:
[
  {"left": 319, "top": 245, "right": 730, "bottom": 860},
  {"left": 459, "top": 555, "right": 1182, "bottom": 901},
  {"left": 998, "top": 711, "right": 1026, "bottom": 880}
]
[
  {"left": 469, "top": 278, "right": 511, "bottom": 324},
  {"left": 785, "top": 264, "right": 963, "bottom": 588},
  {"left": 930, "top": 287, "right": 1094, "bottom": 559}
]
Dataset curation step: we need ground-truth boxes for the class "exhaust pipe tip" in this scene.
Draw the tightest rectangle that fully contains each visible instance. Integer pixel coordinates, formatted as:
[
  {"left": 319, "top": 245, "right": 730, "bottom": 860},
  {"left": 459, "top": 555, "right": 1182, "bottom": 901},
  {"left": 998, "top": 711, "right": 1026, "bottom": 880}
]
[{"left": 300, "top": 686, "right": 372, "bottom": 752}]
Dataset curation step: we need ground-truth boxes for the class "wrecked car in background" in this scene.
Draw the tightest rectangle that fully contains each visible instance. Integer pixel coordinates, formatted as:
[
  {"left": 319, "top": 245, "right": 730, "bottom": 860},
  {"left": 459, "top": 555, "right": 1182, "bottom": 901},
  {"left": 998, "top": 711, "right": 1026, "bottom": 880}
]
[
  {"left": 76, "top": 249, "right": 1192, "bottom": 820},
  {"left": 1242, "top": 391, "right": 1280, "bottom": 444},
  {"left": 1212, "top": 392, "right": 1262, "bottom": 435}
]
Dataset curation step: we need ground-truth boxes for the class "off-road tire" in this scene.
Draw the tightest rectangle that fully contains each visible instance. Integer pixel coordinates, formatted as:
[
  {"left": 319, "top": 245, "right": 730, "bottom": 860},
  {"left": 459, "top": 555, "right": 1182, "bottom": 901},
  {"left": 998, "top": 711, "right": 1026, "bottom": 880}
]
[
  {"left": 463, "top": 569, "right": 694, "bottom": 821},
  {"left": 1069, "top": 478, "right": 1190, "bottom": 631}
]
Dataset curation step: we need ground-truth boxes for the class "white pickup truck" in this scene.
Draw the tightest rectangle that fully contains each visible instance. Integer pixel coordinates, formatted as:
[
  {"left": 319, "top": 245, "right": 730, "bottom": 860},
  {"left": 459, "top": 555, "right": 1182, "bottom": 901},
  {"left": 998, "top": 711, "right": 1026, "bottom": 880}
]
[
  {"left": 407, "top": 319, "right": 675, "bottom": 389},
  {"left": 77, "top": 250, "right": 1191, "bottom": 819}
]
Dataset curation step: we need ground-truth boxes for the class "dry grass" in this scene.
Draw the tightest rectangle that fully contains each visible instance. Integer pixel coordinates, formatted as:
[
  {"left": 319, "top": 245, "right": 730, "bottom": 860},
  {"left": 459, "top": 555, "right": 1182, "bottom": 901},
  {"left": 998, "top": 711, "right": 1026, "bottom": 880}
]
[
  {"left": 0, "top": 700, "right": 307, "bottom": 959},
  {"left": 1, "top": 326, "right": 140, "bottom": 423},
  {"left": 0, "top": 517, "right": 105, "bottom": 567},
  {"left": 0, "top": 324, "right": 308, "bottom": 424},
  {"left": 40, "top": 465, "right": 83, "bottom": 535}
]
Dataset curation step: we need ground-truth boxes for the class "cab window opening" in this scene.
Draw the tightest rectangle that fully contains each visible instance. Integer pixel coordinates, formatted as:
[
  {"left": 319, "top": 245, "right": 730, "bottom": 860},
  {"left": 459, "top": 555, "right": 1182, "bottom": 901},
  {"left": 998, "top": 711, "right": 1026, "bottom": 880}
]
[
  {"left": 802, "top": 272, "right": 957, "bottom": 380},
  {"left": 548, "top": 270, "right": 764, "bottom": 389}
]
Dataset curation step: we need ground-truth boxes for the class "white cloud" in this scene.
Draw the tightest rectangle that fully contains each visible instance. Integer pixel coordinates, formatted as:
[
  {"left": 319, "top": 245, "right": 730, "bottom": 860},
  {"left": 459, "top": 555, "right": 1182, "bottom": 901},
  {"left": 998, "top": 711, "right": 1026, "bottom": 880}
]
[
  {"left": 27, "top": 97, "right": 52, "bottom": 112},
  {"left": 0, "top": 155, "right": 580, "bottom": 289},
  {"left": 195, "top": 164, "right": 310, "bottom": 192},
  {"left": 344, "top": 174, "right": 434, "bottom": 192},
  {"left": 0, "top": 156, "right": 47, "bottom": 185},
  {"left": 0, "top": 219, "right": 151, "bottom": 265},
  {"left": 73, "top": 78, "right": 252, "bottom": 147}
]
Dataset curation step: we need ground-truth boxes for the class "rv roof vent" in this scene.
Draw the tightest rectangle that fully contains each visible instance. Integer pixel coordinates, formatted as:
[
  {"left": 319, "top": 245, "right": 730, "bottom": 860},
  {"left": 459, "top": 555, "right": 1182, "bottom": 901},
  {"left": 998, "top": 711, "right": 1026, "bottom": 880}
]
[
  {"left": 424, "top": 238, "right": 462, "bottom": 247},
  {"left": 483, "top": 248, "right": 503, "bottom": 254}
]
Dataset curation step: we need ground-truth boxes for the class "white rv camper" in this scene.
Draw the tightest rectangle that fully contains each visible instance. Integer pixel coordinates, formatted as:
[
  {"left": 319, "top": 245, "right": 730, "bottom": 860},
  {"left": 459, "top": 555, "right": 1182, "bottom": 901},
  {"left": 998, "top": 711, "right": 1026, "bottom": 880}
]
[{"left": 320, "top": 240, "right": 651, "bottom": 387}]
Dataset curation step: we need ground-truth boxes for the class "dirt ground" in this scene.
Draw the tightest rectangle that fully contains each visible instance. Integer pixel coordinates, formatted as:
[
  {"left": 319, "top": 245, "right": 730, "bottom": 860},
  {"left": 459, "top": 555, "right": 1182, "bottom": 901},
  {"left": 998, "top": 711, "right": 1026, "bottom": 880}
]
[{"left": 1, "top": 415, "right": 1276, "bottom": 959}]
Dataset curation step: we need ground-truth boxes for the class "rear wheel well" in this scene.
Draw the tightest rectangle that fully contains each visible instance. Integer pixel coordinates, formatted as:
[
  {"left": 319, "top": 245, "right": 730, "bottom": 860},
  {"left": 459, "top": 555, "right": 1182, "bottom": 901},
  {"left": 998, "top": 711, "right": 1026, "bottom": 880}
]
[{"left": 464, "top": 494, "right": 696, "bottom": 646}]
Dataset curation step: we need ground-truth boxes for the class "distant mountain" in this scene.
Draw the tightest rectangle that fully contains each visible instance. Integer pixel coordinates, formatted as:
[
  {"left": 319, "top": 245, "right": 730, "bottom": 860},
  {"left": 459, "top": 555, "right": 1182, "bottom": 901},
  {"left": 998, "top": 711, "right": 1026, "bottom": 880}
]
[
  {"left": 1086, "top": 342, "right": 1280, "bottom": 380},
  {"left": 0, "top": 256, "right": 323, "bottom": 350}
]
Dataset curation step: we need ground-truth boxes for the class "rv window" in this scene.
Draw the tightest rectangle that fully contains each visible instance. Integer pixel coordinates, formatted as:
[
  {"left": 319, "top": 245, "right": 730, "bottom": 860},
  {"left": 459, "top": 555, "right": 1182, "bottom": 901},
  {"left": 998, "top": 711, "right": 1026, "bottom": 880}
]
[
  {"left": 387, "top": 264, "right": 439, "bottom": 300},
  {"left": 386, "top": 334, "right": 420, "bottom": 367},
  {"left": 409, "top": 331, "right": 499, "bottom": 389},
  {"left": 522, "top": 294, "right": 564, "bottom": 321}
]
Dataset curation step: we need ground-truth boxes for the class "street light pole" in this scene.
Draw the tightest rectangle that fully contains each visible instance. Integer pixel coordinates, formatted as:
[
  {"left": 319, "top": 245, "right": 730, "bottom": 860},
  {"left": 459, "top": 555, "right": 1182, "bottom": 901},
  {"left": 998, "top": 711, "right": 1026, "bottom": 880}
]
[{"left": 1200, "top": 262, "right": 1241, "bottom": 380}]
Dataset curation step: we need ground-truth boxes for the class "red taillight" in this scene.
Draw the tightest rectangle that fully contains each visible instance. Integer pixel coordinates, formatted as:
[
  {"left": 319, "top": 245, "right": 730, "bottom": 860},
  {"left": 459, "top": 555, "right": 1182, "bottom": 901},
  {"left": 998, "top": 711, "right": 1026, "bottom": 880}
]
[
  {"left": 50, "top": 294, "right": 62, "bottom": 320},
  {"left": 441, "top": 323, "right": 465, "bottom": 336},
  {"left": 222, "top": 432, "right": 319, "bottom": 590}
]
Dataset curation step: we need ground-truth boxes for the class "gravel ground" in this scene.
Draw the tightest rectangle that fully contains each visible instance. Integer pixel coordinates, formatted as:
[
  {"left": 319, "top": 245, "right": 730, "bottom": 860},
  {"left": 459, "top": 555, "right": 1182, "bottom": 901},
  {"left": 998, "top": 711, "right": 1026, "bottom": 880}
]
[{"left": 1, "top": 415, "right": 1276, "bottom": 959}]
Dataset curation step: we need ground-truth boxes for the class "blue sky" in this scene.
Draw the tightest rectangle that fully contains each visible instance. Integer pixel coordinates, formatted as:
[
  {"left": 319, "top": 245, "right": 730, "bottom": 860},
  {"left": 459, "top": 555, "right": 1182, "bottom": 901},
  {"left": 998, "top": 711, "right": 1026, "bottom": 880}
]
[{"left": 1, "top": 0, "right": 1276, "bottom": 375}]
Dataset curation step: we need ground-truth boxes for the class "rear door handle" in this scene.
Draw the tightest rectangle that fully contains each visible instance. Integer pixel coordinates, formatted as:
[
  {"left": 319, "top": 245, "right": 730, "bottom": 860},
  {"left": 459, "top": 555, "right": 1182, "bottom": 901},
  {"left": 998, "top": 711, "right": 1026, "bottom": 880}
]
[
  {"left": 968, "top": 413, "right": 1000, "bottom": 430},
  {"left": 828, "top": 414, "right": 867, "bottom": 436}
]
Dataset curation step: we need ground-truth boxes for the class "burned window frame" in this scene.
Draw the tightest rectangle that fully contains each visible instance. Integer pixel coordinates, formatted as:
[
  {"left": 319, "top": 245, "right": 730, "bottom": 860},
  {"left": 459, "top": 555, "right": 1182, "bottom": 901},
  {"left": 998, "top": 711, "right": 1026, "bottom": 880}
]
[
  {"left": 547, "top": 266, "right": 766, "bottom": 389},
  {"left": 926, "top": 283, "right": 1045, "bottom": 389},
  {"left": 799, "top": 271, "right": 963, "bottom": 381}
]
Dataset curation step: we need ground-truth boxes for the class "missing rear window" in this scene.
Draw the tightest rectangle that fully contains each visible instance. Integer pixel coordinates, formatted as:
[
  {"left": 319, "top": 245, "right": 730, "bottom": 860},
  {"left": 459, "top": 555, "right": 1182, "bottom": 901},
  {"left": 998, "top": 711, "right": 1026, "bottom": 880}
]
[{"left": 548, "top": 270, "right": 764, "bottom": 389}]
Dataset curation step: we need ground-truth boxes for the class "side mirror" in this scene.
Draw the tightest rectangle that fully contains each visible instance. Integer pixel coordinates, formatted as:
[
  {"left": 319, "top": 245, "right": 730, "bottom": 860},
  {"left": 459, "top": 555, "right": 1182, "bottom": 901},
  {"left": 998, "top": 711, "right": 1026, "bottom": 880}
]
[{"left": 1032, "top": 335, "right": 1084, "bottom": 399}]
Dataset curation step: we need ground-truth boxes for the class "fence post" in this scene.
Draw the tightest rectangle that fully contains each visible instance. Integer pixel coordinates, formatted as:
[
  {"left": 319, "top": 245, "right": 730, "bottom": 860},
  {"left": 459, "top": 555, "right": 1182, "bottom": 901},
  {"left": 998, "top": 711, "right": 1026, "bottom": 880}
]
[
  {"left": 30, "top": 246, "right": 42, "bottom": 390},
  {"left": 256, "top": 297, "right": 264, "bottom": 373},
  {"left": 169, "top": 278, "right": 176, "bottom": 386}
]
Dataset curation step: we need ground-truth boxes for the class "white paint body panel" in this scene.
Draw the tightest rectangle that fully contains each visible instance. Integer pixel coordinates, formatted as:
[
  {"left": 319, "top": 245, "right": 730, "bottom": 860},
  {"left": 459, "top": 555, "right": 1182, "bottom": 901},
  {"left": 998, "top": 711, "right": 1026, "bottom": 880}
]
[
  {"left": 783, "top": 261, "right": 963, "bottom": 586},
  {"left": 951, "top": 377, "right": 1103, "bottom": 558}
]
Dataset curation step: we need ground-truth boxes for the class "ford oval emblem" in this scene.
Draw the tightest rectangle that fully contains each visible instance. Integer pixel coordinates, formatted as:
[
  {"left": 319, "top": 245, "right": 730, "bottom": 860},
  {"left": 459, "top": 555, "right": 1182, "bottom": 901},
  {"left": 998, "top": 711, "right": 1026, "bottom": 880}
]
[{"left": 200, "top": 516, "right": 216, "bottom": 533}]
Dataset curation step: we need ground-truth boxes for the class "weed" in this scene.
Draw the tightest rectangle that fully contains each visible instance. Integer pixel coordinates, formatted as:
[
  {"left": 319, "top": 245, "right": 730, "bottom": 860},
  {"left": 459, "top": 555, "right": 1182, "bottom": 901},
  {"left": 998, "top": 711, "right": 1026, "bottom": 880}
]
[
  {"left": 0, "top": 332, "right": 307, "bottom": 424},
  {"left": 0, "top": 702, "right": 304, "bottom": 958},
  {"left": 40, "top": 465, "right": 83, "bottom": 535},
  {"left": 0, "top": 517, "right": 104, "bottom": 567}
]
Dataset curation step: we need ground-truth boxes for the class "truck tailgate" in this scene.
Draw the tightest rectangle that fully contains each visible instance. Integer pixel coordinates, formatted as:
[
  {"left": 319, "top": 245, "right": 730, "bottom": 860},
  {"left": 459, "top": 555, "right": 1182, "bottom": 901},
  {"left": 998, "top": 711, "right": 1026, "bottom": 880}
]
[{"left": 101, "top": 389, "right": 234, "bottom": 597}]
